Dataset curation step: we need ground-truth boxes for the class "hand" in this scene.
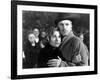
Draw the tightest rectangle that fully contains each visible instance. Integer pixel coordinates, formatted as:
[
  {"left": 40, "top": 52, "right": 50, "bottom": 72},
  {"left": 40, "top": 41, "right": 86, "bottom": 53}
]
[
  {"left": 47, "top": 56, "right": 62, "bottom": 67},
  {"left": 72, "top": 54, "right": 82, "bottom": 63}
]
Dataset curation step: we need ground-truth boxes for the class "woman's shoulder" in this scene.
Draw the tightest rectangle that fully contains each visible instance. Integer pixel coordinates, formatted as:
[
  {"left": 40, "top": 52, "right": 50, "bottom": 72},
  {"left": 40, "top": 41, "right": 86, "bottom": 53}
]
[{"left": 39, "top": 44, "right": 49, "bottom": 54}]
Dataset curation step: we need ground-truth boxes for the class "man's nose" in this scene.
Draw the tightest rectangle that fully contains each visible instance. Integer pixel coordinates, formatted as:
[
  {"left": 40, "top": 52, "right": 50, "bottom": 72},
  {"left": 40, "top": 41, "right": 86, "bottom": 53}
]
[{"left": 63, "top": 24, "right": 67, "bottom": 28}]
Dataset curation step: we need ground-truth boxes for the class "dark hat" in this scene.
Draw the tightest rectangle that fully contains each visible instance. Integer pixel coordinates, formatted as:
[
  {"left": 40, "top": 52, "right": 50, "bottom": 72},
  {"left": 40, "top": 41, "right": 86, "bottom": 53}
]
[{"left": 55, "top": 13, "right": 80, "bottom": 25}]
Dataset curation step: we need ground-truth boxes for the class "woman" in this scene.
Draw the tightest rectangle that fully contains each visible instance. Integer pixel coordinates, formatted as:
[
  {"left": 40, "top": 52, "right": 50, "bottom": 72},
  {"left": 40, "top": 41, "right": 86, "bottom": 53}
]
[
  {"left": 37, "top": 28, "right": 67, "bottom": 68},
  {"left": 23, "top": 33, "right": 39, "bottom": 68},
  {"left": 40, "top": 31, "right": 48, "bottom": 48},
  {"left": 33, "top": 28, "right": 40, "bottom": 43}
]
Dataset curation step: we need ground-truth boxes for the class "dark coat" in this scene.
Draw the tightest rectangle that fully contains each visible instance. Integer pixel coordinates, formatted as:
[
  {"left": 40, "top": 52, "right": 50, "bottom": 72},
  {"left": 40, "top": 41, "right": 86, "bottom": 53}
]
[
  {"left": 23, "top": 40, "right": 41, "bottom": 68},
  {"left": 60, "top": 32, "right": 89, "bottom": 66},
  {"left": 37, "top": 43, "right": 66, "bottom": 68}
]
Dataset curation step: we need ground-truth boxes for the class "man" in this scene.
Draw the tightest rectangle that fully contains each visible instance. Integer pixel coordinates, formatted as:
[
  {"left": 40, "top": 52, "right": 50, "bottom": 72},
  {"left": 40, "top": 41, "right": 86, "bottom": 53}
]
[
  {"left": 47, "top": 14, "right": 89, "bottom": 67},
  {"left": 78, "top": 33, "right": 90, "bottom": 65}
]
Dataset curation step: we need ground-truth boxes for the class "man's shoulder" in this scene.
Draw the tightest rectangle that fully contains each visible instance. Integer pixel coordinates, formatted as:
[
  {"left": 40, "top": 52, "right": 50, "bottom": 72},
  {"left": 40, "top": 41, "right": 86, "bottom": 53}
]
[
  {"left": 60, "top": 34, "right": 82, "bottom": 49},
  {"left": 71, "top": 36, "right": 86, "bottom": 48},
  {"left": 71, "top": 36, "right": 81, "bottom": 43},
  {"left": 63, "top": 35, "right": 80, "bottom": 45}
]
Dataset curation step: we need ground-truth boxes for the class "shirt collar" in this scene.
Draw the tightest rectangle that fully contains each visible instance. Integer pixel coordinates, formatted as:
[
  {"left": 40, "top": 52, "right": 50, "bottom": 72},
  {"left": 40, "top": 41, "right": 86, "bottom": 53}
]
[{"left": 62, "top": 31, "right": 74, "bottom": 43}]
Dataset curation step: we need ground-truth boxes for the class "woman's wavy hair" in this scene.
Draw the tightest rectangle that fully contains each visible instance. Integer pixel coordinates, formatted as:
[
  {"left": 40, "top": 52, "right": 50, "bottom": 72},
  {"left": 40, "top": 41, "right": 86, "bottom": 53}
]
[{"left": 48, "top": 27, "right": 60, "bottom": 41}]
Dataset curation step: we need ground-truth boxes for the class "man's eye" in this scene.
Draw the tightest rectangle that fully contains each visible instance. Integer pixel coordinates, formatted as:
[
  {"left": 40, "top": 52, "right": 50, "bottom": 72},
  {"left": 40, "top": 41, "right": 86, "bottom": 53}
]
[
  {"left": 59, "top": 23, "right": 63, "bottom": 26},
  {"left": 65, "top": 23, "right": 69, "bottom": 26},
  {"left": 53, "top": 36, "right": 56, "bottom": 38}
]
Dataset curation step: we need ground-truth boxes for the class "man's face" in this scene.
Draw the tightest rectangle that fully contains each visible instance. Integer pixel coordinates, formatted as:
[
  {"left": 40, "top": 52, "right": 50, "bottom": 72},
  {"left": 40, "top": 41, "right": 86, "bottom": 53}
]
[
  {"left": 58, "top": 20, "right": 72, "bottom": 36},
  {"left": 79, "top": 34, "right": 84, "bottom": 41}
]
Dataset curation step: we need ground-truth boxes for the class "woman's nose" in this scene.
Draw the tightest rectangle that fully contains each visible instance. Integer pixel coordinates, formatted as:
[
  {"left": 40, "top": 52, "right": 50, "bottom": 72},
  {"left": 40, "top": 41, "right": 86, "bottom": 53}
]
[
  {"left": 55, "top": 37, "right": 58, "bottom": 41},
  {"left": 56, "top": 38, "right": 60, "bottom": 42}
]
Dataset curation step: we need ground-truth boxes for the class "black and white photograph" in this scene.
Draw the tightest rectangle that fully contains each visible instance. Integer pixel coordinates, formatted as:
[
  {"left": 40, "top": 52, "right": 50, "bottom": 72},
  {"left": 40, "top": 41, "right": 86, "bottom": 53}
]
[
  {"left": 22, "top": 11, "right": 90, "bottom": 68},
  {"left": 11, "top": 1, "right": 97, "bottom": 79}
]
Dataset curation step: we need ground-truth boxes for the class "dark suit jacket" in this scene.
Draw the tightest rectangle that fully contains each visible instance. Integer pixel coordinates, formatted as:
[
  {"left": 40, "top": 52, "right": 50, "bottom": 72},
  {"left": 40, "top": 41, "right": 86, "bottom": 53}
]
[{"left": 60, "top": 32, "right": 89, "bottom": 66}]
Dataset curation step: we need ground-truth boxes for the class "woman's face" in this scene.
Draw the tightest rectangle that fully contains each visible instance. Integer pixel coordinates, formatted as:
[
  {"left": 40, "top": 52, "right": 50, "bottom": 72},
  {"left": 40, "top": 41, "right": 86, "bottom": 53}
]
[
  {"left": 33, "top": 29, "right": 39, "bottom": 37},
  {"left": 28, "top": 34, "right": 35, "bottom": 43},
  {"left": 41, "top": 31, "right": 46, "bottom": 38},
  {"left": 50, "top": 31, "right": 61, "bottom": 47}
]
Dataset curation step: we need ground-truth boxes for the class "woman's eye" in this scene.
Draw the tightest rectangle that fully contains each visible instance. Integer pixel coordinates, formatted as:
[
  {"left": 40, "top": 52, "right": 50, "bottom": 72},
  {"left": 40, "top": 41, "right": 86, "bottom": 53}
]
[{"left": 59, "top": 36, "right": 61, "bottom": 38}]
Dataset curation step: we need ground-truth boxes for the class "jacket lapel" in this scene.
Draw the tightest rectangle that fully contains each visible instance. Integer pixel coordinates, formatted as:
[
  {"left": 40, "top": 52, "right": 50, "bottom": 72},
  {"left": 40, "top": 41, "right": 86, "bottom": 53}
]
[{"left": 60, "top": 31, "right": 74, "bottom": 50}]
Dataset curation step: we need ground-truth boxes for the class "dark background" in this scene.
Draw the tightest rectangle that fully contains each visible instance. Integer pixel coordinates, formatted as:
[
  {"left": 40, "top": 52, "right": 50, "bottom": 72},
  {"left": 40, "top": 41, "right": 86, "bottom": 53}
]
[{"left": 22, "top": 11, "right": 90, "bottom": 50}]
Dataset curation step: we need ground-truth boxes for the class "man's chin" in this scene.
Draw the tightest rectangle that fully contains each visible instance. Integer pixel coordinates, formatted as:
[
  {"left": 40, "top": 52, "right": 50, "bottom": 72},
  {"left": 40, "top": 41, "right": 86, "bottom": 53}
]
[
  {"left": 62, "top": 32, "right": 69, "bottom": 36},
  {"left": 62, "top": 33, "right": 66, "bottom": 36},
  {"left": 55, "top": 44, "right": 60, "bottom": 47}
]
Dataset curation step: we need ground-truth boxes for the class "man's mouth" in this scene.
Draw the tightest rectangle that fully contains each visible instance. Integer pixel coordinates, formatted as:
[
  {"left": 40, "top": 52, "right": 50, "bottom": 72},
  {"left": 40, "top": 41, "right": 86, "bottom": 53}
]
[{"left": 55, "top": 42, "right": 60, "bottom": 45}]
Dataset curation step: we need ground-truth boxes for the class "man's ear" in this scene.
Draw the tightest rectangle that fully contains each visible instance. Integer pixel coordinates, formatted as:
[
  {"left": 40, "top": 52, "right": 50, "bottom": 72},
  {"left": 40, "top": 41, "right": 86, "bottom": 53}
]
[{"left": 71, "top": 24, "right": 73, "bottom": 30}]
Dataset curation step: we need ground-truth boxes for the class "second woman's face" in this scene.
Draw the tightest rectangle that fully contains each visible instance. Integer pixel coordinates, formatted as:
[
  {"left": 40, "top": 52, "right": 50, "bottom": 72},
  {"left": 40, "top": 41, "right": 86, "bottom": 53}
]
[
  {"left": 50, "top": 31, "right": 61, "bottom": 47},
  {"left": 28, "top": 34, "right": 35, "bottom": 43},
  {"left": 33, "top": 29, "right": 39, "bottom": 37}
]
